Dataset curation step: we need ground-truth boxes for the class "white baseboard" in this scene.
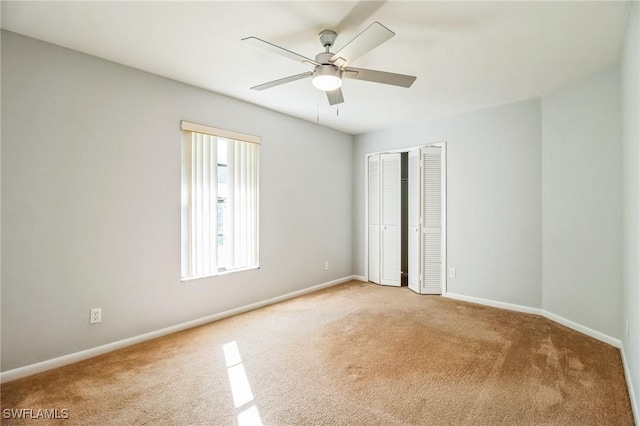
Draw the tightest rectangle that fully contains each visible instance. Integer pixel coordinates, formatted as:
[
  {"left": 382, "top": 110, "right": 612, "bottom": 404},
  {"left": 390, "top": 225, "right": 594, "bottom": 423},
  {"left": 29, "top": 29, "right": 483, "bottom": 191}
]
[
  {"left": 444, "top": 292, "right": 621, "bottom": 348},
  {"left": 1, "top": 275, "right": 357, "bottom": 384},
  {"left": 620, "top": 341, "right": 639, "bottom": 424},
  {"left": 541, "top": 310, "right": 621, "bottom": 348},
  {"left": 444, "top": 292, "right": 543, "bottom": 315},
  {"left": 353, "top": 275, "right": 367, "bottom": 282}
]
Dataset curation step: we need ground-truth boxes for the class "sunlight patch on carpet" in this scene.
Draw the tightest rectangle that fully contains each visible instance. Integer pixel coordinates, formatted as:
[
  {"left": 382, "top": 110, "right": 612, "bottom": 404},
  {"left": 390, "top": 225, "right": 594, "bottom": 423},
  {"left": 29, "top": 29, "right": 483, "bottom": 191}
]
[
  {"left": 227, "top": 363, "right": 254, "bottom": 408},
  {"left": 223, "top": 341, "right": 263, "bottom": 425},
  {"left": 238, "top": 405, "right": 263, "bottom": 426}
]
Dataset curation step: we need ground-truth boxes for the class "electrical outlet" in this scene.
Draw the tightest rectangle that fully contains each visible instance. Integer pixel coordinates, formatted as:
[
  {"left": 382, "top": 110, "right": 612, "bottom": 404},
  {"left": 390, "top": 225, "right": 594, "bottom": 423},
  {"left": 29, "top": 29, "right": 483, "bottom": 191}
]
[
  {"left": 449, "top": 268, "right": 456, "bottom": 278},
  {"left": 90, "top": 308, "right": 102, "bottom": 324},
  {"left": 324, "top": 261, "right": 329, "bottom": 271}
]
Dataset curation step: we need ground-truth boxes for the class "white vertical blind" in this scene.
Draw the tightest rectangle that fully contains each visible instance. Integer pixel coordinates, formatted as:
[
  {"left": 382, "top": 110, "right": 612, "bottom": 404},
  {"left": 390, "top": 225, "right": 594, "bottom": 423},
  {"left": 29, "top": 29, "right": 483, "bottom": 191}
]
[
  {"left": 232, "top": 140, "right": 259, "bottom": 269},
  {"left": 181, "top": 122, "right": 259, "bottom": 280},
  {"left": 187, "top": 132, "right": 218, "bottom": 277}
]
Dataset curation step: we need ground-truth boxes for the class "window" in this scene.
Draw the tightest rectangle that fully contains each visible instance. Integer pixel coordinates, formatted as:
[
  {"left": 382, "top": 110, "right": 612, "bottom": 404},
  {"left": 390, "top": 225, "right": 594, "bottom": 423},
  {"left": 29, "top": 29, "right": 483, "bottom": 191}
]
[{"left": 181, "top": 121, "right": 259, "bottom": 280}]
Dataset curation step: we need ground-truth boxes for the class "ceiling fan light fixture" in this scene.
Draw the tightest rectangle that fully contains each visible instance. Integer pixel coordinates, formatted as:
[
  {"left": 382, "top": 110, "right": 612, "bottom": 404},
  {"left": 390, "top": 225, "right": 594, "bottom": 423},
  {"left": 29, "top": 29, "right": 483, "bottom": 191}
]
[{"left": 312, "top": 65, "right": 342, "bottom": 91}]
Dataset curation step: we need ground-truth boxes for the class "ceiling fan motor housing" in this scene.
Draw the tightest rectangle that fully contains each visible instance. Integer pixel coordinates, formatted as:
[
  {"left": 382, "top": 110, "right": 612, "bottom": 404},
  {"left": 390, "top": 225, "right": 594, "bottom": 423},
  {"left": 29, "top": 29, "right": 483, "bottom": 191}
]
[
  {"left": 313, "top": 50, "right": 343, "bottom": 92},
  {"left": 315, "top": 52, "right": 334, "bottom": 65},
  {"left": 313, "top": 64, "right": 341, "bottom": 78}
]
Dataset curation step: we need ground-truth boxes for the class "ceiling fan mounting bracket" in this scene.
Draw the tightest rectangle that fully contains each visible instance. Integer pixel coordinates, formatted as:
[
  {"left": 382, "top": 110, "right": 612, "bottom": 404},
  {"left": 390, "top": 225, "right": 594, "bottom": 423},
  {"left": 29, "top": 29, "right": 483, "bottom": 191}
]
[{"left": 318, "top": 30, "right": 337, "bottom": 50}]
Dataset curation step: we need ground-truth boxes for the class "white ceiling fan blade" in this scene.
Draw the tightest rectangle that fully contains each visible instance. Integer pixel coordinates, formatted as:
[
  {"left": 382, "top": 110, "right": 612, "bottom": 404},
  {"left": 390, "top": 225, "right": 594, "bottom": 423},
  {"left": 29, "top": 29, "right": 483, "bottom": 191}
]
[
  {"left": 250, "top": 72, "right": 313, "bottom": 91},
  {"left": 242, "top": 37, "right": 320, "bottom": 67},
  {"left": 344, "top": 67, "right": 416, "bottom": 88},
  {"left": 326, "top": 88, "right": 345, "bottom": 105},
  {"left": 329, "top": 22, "right": 394, "bottom": 66}
]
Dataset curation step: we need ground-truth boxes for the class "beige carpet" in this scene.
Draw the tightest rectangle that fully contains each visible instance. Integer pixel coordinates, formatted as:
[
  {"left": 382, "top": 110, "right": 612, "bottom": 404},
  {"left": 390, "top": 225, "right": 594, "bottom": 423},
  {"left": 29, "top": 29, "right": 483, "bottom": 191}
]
[{"left": 0, "top": 281, "right": 634, "bottom": 425}]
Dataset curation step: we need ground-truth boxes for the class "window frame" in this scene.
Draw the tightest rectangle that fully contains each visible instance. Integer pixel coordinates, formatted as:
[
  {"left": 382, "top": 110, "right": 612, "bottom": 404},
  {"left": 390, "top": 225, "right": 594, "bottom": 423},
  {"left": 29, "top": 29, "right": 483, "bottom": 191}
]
[{"left": 180, "top": 121, "right": 260, "bottom": 282}]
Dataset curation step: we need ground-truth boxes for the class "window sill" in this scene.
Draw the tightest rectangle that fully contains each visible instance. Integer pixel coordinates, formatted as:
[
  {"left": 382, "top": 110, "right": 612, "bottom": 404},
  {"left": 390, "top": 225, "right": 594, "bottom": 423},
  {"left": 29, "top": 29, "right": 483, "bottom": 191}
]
[{"left": 181, "top": 265, "right": 260, "bottom": 283}]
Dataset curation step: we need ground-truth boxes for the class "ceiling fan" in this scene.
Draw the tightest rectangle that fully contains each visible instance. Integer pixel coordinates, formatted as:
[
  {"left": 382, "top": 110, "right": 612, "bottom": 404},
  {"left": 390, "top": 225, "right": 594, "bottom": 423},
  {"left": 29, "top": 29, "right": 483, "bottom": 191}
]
[{"left": 242, "top": 22, "right": 417, "bottom": 106}]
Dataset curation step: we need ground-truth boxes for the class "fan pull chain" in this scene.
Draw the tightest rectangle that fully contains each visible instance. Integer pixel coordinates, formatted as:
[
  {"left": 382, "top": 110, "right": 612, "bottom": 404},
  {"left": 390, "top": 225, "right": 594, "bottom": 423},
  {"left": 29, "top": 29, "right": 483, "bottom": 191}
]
[
  {"left": 316, "top": 91, "right": 320, "bottom": 123},
  {"left": 336, "top": 104, "right": 339, "bottom": 117}
]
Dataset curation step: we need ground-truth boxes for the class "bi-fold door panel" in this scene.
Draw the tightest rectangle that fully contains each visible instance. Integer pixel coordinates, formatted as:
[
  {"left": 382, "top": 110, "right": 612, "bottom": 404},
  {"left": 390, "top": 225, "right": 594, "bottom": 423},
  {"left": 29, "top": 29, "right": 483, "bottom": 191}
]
[
  {"left": 422, "top": 147, "right": 443, "bottom": 294},
  {"left": 408, "top": 149, "right": 420, "bottom": 293},
  {"left": 368, "top": 155, "right": 381, "bottom": 284},
  {"left": 380, "top": 153, "right": 401, "bottom": 286}
]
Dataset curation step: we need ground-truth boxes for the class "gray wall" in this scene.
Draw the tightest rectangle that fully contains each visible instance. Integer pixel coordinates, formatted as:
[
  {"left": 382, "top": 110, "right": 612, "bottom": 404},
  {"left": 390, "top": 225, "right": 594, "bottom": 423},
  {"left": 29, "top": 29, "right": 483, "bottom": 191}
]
[
  {"left": 621, "top": 1, "right": 640, "bottom": 414},
  {"left": 541, "top": 66, "right": 622, "bottom": 339},
  {"left": 353, "top": 99, "right": 543, "bottom": 308},
  {"left": 1, "top": 31, "right": 353, "bottom": 371}
]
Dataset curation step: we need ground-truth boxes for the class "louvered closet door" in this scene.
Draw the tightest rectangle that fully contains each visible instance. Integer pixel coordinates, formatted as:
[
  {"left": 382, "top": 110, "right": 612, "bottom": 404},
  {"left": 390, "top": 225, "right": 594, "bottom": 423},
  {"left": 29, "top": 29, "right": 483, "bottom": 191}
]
[
  {"left": 380, "top": 153, "right": 401, "bottom": 286},
  {"left": 421, "top": 147, "right": 443, "bottom": 294},
  {"left": 408, "top": 149, "right": 420, "bottom": 293},
  {"left": 368, "top": 155, "right": 381, "bottom": 284}
]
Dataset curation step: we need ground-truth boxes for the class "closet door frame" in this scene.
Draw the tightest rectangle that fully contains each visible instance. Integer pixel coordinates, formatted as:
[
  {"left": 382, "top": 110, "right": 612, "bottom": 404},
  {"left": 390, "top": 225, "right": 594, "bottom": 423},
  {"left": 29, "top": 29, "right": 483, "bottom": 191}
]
[{"left": 363, "top": 142, "right": 447, "bottom": 295}]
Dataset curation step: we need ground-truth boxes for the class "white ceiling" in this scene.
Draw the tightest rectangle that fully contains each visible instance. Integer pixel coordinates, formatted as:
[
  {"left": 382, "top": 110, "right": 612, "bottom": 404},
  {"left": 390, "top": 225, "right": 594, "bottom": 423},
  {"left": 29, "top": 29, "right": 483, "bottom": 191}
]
[{"left": 1, "top": 1, "right": 631, "bottom": 135}]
